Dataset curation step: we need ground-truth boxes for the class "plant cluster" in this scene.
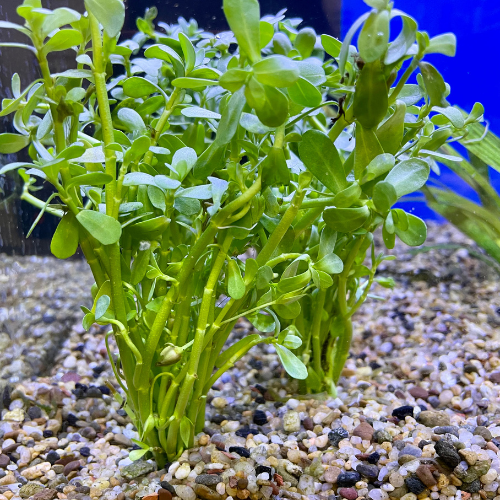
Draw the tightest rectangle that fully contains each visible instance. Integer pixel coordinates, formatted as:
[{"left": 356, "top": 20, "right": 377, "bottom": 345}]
[{"left": 0, "top": 0, "right": 482, "bottom": 462}]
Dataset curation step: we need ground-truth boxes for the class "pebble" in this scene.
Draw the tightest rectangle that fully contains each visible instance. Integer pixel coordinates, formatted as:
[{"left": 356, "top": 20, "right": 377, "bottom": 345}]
[
  {"left": 352, "top": 422, "right": 374, "bottom": 441},
  {"left": 435, "top": 439, "right": 461, "bottom": 467},
  {"left": 329, "top": 427, "right": 349, "bottom": 447},
  {"left": 339, "top": 487, "right": 358, "bottom": 499},
  {"left": 283, "top": 411, "right": 301, "bottom": 432},
  {"left": 337, "top": 472, "right": 361, "bottom": 487},
  {"left": 418, "top": 411, "right": 450, "bottom": 427}
]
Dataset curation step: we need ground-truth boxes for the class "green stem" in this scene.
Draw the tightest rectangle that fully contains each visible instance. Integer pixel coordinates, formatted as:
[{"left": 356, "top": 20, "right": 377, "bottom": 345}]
[
  {"left": 89, "top": 12, "right": 117, "bottom": 217},
  {"left": 311, "top": 289, "right": 326, "bottom": 376}
]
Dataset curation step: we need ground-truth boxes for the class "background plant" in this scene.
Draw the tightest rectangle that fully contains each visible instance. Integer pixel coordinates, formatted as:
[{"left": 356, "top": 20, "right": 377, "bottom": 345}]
[
  {"left": 422, "top": 122, "right": 500, "bottom": 270},
  {"left": 0, "top": 0, "right": 482, "bottom": 462}
]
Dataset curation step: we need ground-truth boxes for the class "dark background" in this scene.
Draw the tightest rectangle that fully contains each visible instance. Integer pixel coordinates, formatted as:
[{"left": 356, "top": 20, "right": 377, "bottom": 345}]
[{"left": 1, "top": 0, "right": 498, "bottom": 254}]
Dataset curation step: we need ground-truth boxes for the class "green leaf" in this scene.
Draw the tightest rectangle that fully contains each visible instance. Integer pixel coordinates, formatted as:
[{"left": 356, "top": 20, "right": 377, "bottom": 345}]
[
  {"left": 460, "top": 122, "right": 500, "bottom": 174},
  {"left": 180, "top": 416, "right": 192, "bottom": 447},
  {"left": 0, "top": 162, "right": 33, "bottom": 175},
  {"left": 395, "top": 213, "right": 427, "bottom": 246},
  {"left": 353, "top": 60, "right": 388, "bottom": 130},
  {"left": 385, "top": 158, "right": 430, "bottom": 197},
  {"left": 360, "top": 153, "right": 395, "bottom": 184},
  {"left": 94, "top": 294, "right": 110, "bottom": 320},
  {"left": 227, "top": 259, "right": 245, "bottom": 300},
  {"left": 131, "top": 242, "right": 151, "bottom": 285},
  {"left": 358, "top": 10, "right": 390, "bottom": 63},
  {"left": 148, "top": 185, "right": 166, "bottom": 211},
  {"left": 42, "top": 29, "right": 83, "bottom": 55},
  {"left": 129, "top": 449, "right": 149, "bottom": 461},
  {"left": 223, "top": 0, "right": 261, "bottom": 64},
  {"left": 256, "top": 265, "right": 273, "bottom": 289},
  {"left": 219, "top": 68, "right": 252, "bottom": 92},
  {"left": 253, "top": 55, "right": 299, "bottom": 88},
  {"left": 181, "top": 107, "right": 221, "bottom": 120},
  {"left": 171, "top": 77, "right": 219, "bottom": 89},
  {"left": 375, "top": 102, "right": 406, "bottom": 154},
  {"left": 426, "top": 33, "right": 456, "bottom": 57},
  {"left": 0, "top": 133, "right": 30, "bottom": 154},
  {"left": 0, "top": 20, "right": 32, "bottom": 37},
  {"left": 288, "top": 77, "right": 322, "bottom": 107},
  {"left": 277, "top": 270, "right": 311, "bottom": 294},
  {"left": 127, "top": 216, "right": 170, "bottom": 239},
  {"left": 372, "top": 181, "right": 397, "bottom": 212},
  {"left": 385, "top": 14, "right": 417, "bottom": 65},
  {"left": 178, "top": 32, "right": 196, "bottom": 73},
  {"left": 261, "top": 146, "right": 290, "bottom": 187},
  {"left": 419, "top": 61, "right": 448, "bottom": 108},
  {"left": 283, "top": 334, "right": 302, "bottom": 350},
  {"left": 0, "top": 81, "right": 42, "bottom": 117},
  {"left": 123, "top": 77, "right": 161, "bottom": 98},
  {"left": 432, "top": 106, "right": 464, "bottom": 129},
  {"left": 51, "top": 212, "right": 79, "bottom": 259},
  {"left": 260, "top": 20, "right": 274, "bottom": 49},
  {"left": 117, "top": 108, "right": 147, "bottom": 135},
  {"left": 332, "top": 182, "right": 362, "bottom": 208},
  {"left": 321, "top": 34, "right": 342, "bottom": 58},
  {"left": 245, "top": 79, "right": 288, "bottom": 128},
  {"left": 40, "top": 8, "right": 81, "bottom": 37},
  {"left": 354, "top": 125, "right": 385, "bottom": 179},
  {"left": 240, "top": 113, "right": 274, "bottom": 134},
  {"left": 363, "top": 0, "right": 388, "bottom": 8},
  {"left": 315, "top": 253, "right": 343, "bottom": 274},
  {"left": 275, "top": 344, "right": 307, "bottom": 379},
  {"left": 319, "top": 226, "right": 337, "bottom": 260},
  {"left": 298, "top": 130, "right": 347, "bottom": 194},
  {"left": 85, "top": 0, "right": 124, "bottom": 38},
  {"left": 67, "top": 173, "right": 113, "bottom": 188},
  {"left": 76, "top": 210, "right": 122, "bottom": 245},
  {"left": 82, "top": 312, "right": 95, "bottom": 331},
  {"left": 294, "top": 28, "right": 316, "bottom": 59},
  {"left": 323, "top": 206, "right": 370, "bottom": 232}
]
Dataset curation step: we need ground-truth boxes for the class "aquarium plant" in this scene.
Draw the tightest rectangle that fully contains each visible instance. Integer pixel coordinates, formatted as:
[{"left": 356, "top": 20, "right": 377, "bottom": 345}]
[
  {"left": 423, "top": 121, "right": 500, "bottom": 269},
  {"left": 0, "top": 0, "right": 482, "bottom": 461}
]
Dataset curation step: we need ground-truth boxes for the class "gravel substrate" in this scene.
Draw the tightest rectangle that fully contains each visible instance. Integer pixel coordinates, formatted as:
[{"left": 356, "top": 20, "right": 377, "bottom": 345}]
[{"left": 1, "top": 223, "right": 500, "bottom": 500}]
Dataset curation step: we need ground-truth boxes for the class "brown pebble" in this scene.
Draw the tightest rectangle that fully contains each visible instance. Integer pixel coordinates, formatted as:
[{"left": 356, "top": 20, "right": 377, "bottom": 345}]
[
  {"left": 490, "top": 372, "right": 500, "bottom": 384},
  {"left": 116, "top": 494, "right": 126, "bottom": 500},
  {"left": 158, "top": 489, "right": 172, "bottom": 500},
  {"left": 237, "top": 478, "right": 248, "bottom": 489},
  {"left": 303, "top": 417, "right": 314, "bottom": 431},
  {"left": 236, "top": 489, "right": 250, "bottom": 499},
  {"left": 0, "top": 454, "right": 11, "bottom": 467},
  {"left": 270, "top": 482, "right": 280, "bottom": 495},
  {"left": 3, "top": 431, "right": 20, "bottom": 440},
  {"left": 63, "top": 459, "right": 81, "bottom": 476},
  {"left": 142, "top": 494, "right": 158, "bottom": 500},
  {"left": 352, "top": 422, "right": 374, "bottom": 441},
  {"left": 229, "top": 476, "right": 239, "bottom": 488},
  {"left": 32, "top": 489, "right": 58, "bottom": 500},
  {"left": 486, "top": 442, "right": 499, "bottom": 453},
  {"left": 274, "top": 473, "right": 284, "bottom": 486},
  {"left": 194, "top": 484, "right": 223, "bottom": 500},
  {"left": 416, "top": 464, "right": 437, "bottom": 487},
  {"left": 409, "top": 387, "right": 429, "bottom": 400},
  {"left": 55, "top": 455, "right": 76, "bottom": 466},
  {"left": 207, "top": 468, "right": 224, "bottom": 474}
]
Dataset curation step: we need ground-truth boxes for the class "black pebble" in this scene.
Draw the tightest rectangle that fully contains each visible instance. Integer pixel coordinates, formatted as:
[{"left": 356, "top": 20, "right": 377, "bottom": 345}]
[
  {"left": 256, "top": 465, "right": 272, "bottom": 476},
  {"left": 253, "top": 410, "right": 268, "bottom": 426},
  {"left": 66, "top": 413, "right": 78, "bottom": 425},
  {"left": 235, "top": 426, "right": 259, "bottom": 438},
  {"left": 249, "top": 359, "right": 263, "bottom": 370},
  {"left": 43, "top": 430, "right": 54, "bottom": 438},
  {"left": 72, "top": 388, "right": 86, "bottom": 399},
  {"left": 46, "top": 450, "right": 60, "bottom": 465},
  {"left": 356, "top": 464, "right": 379, "bottom": 479},
  {"left": 86, "top": 386, "right": 103, "bottom": 398},
  {"left": 93, "top": 365, "right": 106, "bottom": 376},
  {"left": 418, "top": 440, "right": 431, "bottom": 449},
  {"left": 329, "top": 427, "right": 349, "bottom": 447},
  {"left": 211, "top": 414, "right": 226, "bottom": 425},
  {"left": 229, "top": 446, "right": 250, "bottom": 458},
  {"left": 435, "top": 439, "right": 461, "bottom": 467},
  {"left": 369, "top": 361, "right": 382, "bottom": 370},
  {"left": 337, "top": 471, "right": 361, "bottom": 487},
  {"left": 405, "top": 477, "right": 426, "bottom": 495},
  {"left": 98, "top": 385, "right": 111, "bottom": 395},
  {"left": 116, "top": 409, "right": 127, "bottom": 417},
  {"left": 255, "top": 396, "right": 266, "bottom": 404},
  {"left": 367, "top": 452, "right": 380, "bottom": 464},
  {"left": 160, "top": 481, "right": 176, "bottom": 495},
  {"left": 80, "top": 447, "right": 91, "bottom": 457},
  {"left": 27, "top": 406, "right": 42, "bottom": 420},
  {"left": 392, "top": 405, "right": 414, "bottom": 420}
]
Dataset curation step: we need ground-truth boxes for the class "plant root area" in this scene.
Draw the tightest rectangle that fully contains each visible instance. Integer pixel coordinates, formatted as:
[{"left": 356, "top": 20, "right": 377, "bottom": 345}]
[{"left": 1, "top": 223, "right": 500, "bottom": 500}]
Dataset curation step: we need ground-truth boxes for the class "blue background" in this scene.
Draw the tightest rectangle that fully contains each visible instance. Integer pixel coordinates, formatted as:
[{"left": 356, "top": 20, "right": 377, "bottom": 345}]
[{"left": 341, "top": 0, "right": 500, "bottom": 219}]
